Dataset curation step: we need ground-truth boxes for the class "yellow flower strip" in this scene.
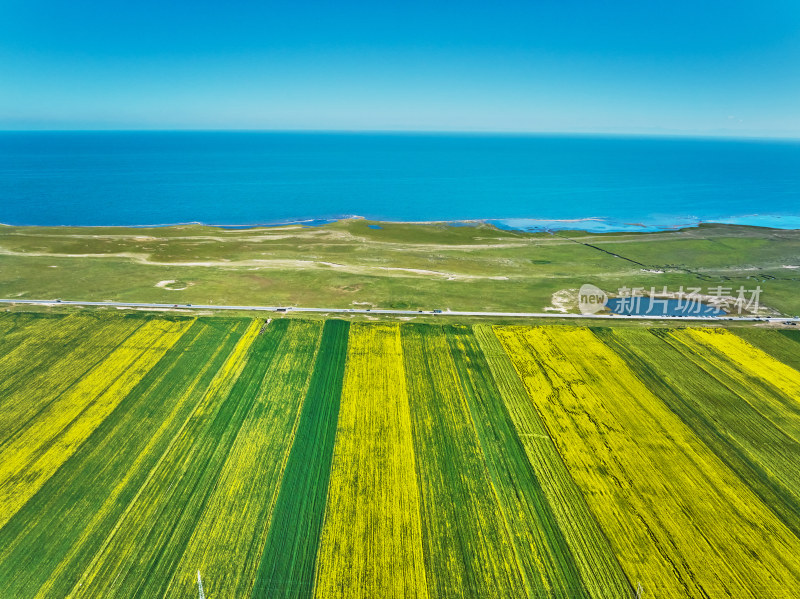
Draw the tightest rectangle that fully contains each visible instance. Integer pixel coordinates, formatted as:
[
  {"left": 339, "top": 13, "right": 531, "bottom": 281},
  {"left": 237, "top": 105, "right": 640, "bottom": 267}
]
[
  {"left": 0, "top": 314, "right": 103, "bottom": 370},
  {"left": 733, "top": 328, "right": 800, "bottom": 372},
  {"left": 474, "top": 325, "right": 631, "bottom": 599},
  {"left": 596, "top": 327, "right": 800, "bottom": 543},
  {"left": 0, "top": 317, "right": 190, "bottom": 530},
  {"left": 62, "top": 318, "right": 262, "bottom": 598},
  {"left": 164, "top": 320, "right": 322, "bottom": 598},
  {"left": 0, "top": 313, "right": 60, "bottom": 366},
  {"left": 0, "top": 314, "right": 71, "bottom": 367},
  {"left": 314, "top": 322, "right": 428, "bottom": 599},
  {"left": 496, "top": 325, "right": 800, "bottom": 598}
]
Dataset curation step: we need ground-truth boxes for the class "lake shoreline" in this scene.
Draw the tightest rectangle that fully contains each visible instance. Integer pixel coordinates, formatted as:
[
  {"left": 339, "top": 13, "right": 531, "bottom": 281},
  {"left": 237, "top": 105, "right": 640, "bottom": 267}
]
[{"left": 2, "top": 214, "right": 800, "bottom": 233}]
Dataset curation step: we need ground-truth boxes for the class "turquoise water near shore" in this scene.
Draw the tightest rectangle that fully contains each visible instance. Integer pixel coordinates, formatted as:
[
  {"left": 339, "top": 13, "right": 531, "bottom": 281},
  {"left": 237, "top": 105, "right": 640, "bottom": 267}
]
[{"left": 1, "top": 132, "right": 798, "bottom": 230}]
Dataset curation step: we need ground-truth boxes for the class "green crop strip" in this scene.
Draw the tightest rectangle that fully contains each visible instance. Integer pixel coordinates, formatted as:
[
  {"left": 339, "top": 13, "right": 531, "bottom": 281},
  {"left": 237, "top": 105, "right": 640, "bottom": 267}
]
[
  {"left": 252, "top": 319, "right": 350, "bottom": 599},
  {"left": 778, "top": 329, "right": 800, "bottom": 346},
  {"left": 68, "top": 319, "right": 285, "bottom": 597},
  {"left": 445, "top": 324, "right": 589, "bottom": 598},
  {"left": 1, "top": 314, "right": 799, "bottom": 598},
  {"left": 662, "top": 330, "right": 800, "bottom": 443},
  {"left": 402, "top": 323, "right": 526, "bottom": 599},
  {"left": 0, "top": 314, "right": 144, "bottom": 444},
  {"left": 0, "top": 312, "right": 67, "bottom": 359},
  {"left": 166, "top": 319, "right": 322, "bottom": 598}
]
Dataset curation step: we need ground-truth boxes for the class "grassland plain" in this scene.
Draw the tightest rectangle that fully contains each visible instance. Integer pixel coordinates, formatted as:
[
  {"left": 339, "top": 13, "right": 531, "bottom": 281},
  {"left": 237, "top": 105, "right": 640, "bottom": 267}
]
[
  {"left": 495, "top": 325, "right": 800, "bottom": 597},
  {"left": 2, "top": 220, "right": 800, "bottom": 315},
  {"left": 2, "top": 312, "right": 800, "bottom": 598}
]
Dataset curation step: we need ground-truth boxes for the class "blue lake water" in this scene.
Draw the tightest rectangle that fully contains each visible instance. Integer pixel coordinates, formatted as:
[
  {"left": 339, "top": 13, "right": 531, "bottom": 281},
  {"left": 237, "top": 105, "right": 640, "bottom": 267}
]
[{"left": 0, "top": 131, "right": 798, "bottom": 230}]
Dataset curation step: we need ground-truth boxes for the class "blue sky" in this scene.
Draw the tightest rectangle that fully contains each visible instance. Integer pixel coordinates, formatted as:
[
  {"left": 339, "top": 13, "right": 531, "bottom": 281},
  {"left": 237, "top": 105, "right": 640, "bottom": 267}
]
[{"left": 1, "top": 0, "right": 799, "bottom": 136}]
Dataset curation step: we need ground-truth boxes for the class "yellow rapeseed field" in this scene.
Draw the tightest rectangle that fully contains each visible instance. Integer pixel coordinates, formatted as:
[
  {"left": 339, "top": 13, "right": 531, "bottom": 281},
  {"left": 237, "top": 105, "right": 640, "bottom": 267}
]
[
  {"left": 63, "top": 318, "right": 263, "bottom": 598},
  {"left": 495, "top": 325, "right": 800, "bottom": 598},
  {"left": 0, "top": 315, "right": 143, "bottom": 445},
  {"left": 475, "top": 325, "right": 631, "bottom": 599},
  {"left": 4, "top": 314, "right": 800, "bottom": 599},
  {"left": 314, "top": 322, "right": 428, "bottom": 599},
  {"left": 664, "top": 329, "right": 800, "bottom": 444},
  {"left": 0, "top": 318, "right": 189, "bottom": 530}
]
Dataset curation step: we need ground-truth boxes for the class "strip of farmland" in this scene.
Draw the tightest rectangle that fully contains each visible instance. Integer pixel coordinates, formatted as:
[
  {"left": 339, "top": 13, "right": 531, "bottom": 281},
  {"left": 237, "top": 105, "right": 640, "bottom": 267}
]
[
  {"left": 66, "top": 318, "right": 282, "bottom": 597},
  {"left": 252, "top": 319, "right": 350, "bottom": 598},
  {"left": 444, "top": 324, "right": 593, "bottom": 598},
  {"left": 473, "top": 325, "right": 632, "bottom": 599},
  {"left": 684, "top": 328, "right": 800, "bottom": 404},
  {"left": 402, "top": 323, "right": 525, "bottom": 598},
  {"left": 595, "top": 327, "right": 800, "bottom": 541},
  {"left": 0, "top": 317, "right": 190, "bottom": 530},
  {"left": 732, "top": 328, "right": 800, "bottom": 371},
  {"left": 1, "top": 313, "right": 800, "bottom": 599},
  {"left": 0, "top": 314, "right": 148, "bottom": 444},
  {"left": 0, "top": 314, "right": 103, "bottom": 385},
  {"left": 662, "top": 330, "right": 800, "bottom": 445},
  {"left": 314, "top": 322, "right": 428, "bottom": 598}
]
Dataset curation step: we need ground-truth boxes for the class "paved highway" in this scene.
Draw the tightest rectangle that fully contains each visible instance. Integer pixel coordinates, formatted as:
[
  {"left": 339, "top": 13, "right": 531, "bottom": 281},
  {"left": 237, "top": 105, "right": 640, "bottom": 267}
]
[{"left": 2, "top": 298, "right": 798, "bottom": 324}]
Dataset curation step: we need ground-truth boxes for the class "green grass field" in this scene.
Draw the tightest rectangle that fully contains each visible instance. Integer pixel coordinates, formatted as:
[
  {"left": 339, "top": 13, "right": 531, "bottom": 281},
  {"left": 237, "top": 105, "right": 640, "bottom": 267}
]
[
  {"left": 2, "top": 311, "right": 800, "bottom": 598},
  {"left": 2, "top": 220, "right": 799, "bottom": 316}
]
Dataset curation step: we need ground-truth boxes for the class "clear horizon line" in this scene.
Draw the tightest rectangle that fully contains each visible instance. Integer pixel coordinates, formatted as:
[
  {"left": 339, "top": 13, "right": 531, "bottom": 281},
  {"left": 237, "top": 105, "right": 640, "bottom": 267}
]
[{"left": 1, "top": 127, "right": 799, "bottom": 142}]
